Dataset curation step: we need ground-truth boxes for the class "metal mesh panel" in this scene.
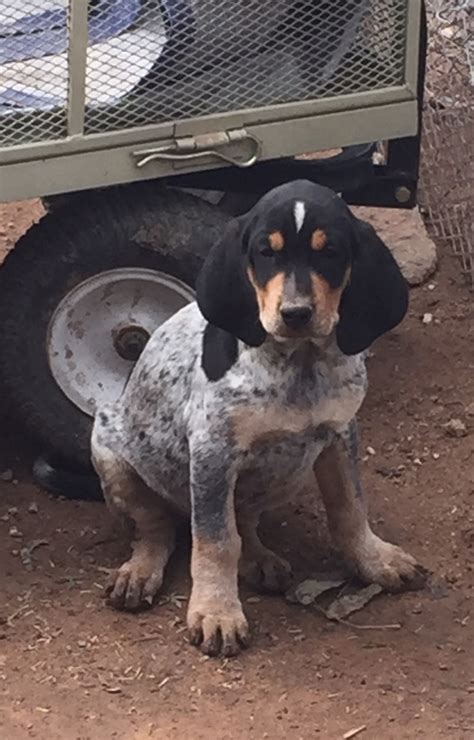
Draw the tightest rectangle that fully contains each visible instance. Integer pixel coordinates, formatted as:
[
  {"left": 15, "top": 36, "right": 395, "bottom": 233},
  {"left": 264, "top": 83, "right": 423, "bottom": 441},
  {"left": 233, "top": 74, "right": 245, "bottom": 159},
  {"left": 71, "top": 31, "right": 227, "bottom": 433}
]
[
  {"left": 83, "top": 0, "right": 408, "bottom": 134},
  {"left": 0, "top": 0, "right": 68, "bottom": 145},
  {"left": 420, "top": 1, "right": 473, "bottom": 287},
  {"left": 0, "top": 0, "right": 409, "bottom": 147}
]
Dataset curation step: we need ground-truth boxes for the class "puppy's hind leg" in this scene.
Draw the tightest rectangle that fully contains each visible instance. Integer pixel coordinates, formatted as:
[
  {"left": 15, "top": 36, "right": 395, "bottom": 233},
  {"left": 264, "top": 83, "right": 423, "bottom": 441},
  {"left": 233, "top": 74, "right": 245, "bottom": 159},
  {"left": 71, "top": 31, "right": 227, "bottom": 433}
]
[
  {"left": 314, "top": 421, "right": 426, "bottom": 592},
  {"left": 92, "top": 445, "right": 176, "bottom": 611}
]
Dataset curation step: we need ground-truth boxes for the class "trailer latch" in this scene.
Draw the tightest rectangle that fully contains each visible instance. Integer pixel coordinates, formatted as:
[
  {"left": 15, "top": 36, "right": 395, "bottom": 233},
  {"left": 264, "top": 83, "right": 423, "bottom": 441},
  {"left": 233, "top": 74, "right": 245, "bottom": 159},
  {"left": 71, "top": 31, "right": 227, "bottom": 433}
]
[{"left": 132, "top": 129, "right": 262, "bottom": 169}]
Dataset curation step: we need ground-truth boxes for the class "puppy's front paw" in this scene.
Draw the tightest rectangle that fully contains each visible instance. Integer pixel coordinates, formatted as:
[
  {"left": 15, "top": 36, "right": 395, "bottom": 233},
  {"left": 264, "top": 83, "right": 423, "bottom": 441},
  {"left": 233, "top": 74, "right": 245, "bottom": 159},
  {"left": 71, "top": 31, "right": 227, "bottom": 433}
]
[
  {"left": 187, "top": 595, "right": 250, "bottom": 657},
  {"left": 240, "top": 548, "right": 292, "bottom": 593},
  {"left": 350, "top": 531, "right": 427, "bottom": 592},
  {"left": 106, "top": 555, "right": 164, "bottom": 611}
]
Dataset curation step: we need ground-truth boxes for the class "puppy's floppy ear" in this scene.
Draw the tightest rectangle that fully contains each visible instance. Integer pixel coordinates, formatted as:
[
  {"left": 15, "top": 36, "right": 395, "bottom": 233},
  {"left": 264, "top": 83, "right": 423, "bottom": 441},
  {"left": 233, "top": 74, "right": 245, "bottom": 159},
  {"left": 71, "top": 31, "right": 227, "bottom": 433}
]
[
  {"left": 196, "top": 216, "right": 266, "bottom": 347},
  {"left": 336, "top": 216, "right": 409, "bottom": 355}
]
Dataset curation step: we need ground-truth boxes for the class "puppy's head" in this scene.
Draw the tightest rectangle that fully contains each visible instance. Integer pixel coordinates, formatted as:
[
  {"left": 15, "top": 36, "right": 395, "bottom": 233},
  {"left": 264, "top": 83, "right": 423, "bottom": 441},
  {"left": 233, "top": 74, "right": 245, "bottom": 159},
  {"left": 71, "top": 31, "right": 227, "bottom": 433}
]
[
  {"left": 244, "top": 188, "right": 352, "bottom": 342},
  {"left": 197, "top": 180, "right": 408, "bottom": 354}
]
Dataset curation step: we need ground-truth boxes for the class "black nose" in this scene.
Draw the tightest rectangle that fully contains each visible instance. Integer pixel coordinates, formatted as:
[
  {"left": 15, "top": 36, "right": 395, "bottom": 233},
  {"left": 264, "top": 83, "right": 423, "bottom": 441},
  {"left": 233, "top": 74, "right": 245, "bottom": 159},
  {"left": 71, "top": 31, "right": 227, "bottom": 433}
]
[{"left": 280, "top": 305, "right": 313, "bottom": 329}]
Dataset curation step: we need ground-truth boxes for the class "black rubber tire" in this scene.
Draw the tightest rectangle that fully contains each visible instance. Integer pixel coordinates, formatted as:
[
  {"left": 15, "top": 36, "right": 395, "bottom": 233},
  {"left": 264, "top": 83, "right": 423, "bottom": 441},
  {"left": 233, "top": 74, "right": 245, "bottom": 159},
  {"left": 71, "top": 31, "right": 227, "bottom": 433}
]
[{"left": 0, "top": 182, "right": 230, "bottom": 470}]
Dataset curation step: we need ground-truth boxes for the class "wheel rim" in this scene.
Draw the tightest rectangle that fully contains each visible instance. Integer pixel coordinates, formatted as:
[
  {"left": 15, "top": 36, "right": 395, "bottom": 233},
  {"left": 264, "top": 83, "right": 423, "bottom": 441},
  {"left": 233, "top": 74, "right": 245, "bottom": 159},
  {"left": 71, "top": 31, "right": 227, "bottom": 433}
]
[{"left": 47, "top": 267, "right": 194, "bottom": 417}]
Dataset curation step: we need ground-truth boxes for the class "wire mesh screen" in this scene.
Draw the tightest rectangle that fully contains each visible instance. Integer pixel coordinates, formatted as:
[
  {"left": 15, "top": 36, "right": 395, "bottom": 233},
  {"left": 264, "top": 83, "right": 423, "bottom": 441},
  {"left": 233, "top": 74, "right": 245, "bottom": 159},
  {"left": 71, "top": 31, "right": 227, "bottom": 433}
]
[
  {"left": 83, "top": 0, "right": 408, "bottom": 135},
  {"left": 420, "top": 1, "right": 473, "bottom": 287},
  {"left": 0, "top": 0, "right": 69, "bottom": 145},
  {"left": 0, "top": 0, "right": 409, "bottom": 147}
]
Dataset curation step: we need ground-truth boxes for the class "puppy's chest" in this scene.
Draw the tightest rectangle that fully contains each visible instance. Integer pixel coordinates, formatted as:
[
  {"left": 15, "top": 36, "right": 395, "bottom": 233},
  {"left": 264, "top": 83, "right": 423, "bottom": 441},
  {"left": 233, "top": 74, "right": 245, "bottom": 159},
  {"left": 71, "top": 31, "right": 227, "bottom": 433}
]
[{"left": 231, "top": 357, "right": 366, "bottom": 451}]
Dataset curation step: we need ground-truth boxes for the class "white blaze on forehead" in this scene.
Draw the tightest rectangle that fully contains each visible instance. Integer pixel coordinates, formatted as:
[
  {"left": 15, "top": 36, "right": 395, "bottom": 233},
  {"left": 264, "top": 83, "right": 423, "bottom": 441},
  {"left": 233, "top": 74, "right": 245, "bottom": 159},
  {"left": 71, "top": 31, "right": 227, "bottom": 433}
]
[{"left": 293, "top": 200, "right": 306, "bottom": 233}]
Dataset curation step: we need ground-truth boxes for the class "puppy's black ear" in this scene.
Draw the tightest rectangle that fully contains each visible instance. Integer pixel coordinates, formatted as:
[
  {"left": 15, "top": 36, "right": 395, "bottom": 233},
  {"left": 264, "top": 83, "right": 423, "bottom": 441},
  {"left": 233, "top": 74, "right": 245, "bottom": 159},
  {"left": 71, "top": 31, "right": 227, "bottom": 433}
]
[
  {"left": 196, "top": 216, "right": 266, "bottom": 347},
  {"left": 336, "top": 217, "right": 409, "bottom": 355}
]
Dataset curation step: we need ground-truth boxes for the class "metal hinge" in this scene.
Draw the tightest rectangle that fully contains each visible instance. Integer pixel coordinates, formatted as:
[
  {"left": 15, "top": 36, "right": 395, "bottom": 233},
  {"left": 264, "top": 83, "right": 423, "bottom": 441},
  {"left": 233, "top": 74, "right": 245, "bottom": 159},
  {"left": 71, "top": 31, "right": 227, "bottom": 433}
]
[{"left": 132, "top": 128, "right": 262, "bottom": 169}]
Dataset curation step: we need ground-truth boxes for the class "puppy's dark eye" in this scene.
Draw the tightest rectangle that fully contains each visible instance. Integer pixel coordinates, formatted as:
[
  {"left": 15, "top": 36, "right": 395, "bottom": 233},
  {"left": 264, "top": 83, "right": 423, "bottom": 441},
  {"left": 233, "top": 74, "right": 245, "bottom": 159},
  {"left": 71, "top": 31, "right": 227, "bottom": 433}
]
[{"left": 260, "top": 246, "right": 275, "bottom": 258}]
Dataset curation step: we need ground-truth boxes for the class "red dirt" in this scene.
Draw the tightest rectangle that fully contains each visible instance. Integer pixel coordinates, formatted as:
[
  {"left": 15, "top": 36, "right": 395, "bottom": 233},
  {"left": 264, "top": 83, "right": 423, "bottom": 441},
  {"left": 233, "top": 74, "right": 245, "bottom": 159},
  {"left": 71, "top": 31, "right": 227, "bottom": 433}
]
[{"left": 0, "top": 202, "right": 473, "bottom": 740}]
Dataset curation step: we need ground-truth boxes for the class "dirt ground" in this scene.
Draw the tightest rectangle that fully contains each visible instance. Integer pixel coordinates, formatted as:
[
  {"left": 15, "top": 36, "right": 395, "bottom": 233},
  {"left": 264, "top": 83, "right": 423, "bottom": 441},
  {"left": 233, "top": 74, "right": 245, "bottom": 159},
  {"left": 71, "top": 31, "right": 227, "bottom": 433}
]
[{"left": 0, "top": 202, "right": 473, "bottom": 740}]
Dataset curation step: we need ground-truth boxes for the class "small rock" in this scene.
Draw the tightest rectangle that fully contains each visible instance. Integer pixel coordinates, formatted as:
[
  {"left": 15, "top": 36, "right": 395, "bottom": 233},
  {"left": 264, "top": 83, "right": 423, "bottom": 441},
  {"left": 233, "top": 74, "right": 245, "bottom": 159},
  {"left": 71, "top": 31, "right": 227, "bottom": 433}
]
[
  {"left": 366, "top": 446, "right": 376, "bottom": 456},
  {"left": 9, "top": 526, "right": 23, "bottom": 538},
  {"left": 28, "top": 502, "right": 39, "bottom": 514},
  {"left": 7, "top": 507, "right": 18, "bottom": 517},
  {"left": 439, "top": 25, "right": 456, "bottom": 39},
  {"left": 77, "top": 640, "right": 87, "bottom": 648},
  {"left": 465, "top": 402, "right": 474, "bottom": 418},
  {"left": 20, "top": 547, "right": 33, "bottom": 572},
  {"left": 0, "top": 514, "right": 9, "bottom": 522},
  {"left": 427, "top": 576, "right": 449, "bottom": 600},
  {"left": 0, "top": 469, "right": 13, "bottom": 482},
  {"left": 432, "top": 452, "right": 440, "bottom": 460},
  {"left": 422, "top": 313, "right": 433, "bottom": 324},
  {"left": 444, "top": 418, "right": 467, "bottom": 438},
  {"left": 375, "top": 466, "right": 403, "bottom": 479}
]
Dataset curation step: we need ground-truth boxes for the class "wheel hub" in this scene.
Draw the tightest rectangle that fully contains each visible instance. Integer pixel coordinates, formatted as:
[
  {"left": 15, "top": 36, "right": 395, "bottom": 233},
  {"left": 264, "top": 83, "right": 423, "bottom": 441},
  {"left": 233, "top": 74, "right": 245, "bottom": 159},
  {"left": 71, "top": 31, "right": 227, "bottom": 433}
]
[
  {"left": 47, "top": 267, "right": 194, "bottom": 417},
  {"left": 113, "top": 325, "right": 151, "bottom": 362}
]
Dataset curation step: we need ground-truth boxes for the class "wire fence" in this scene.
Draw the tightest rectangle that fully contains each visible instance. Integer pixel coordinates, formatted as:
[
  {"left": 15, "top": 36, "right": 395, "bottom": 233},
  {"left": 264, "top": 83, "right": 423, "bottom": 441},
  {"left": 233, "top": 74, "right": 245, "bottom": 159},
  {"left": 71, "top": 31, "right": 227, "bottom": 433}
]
[{"left": 420, "top": 0, "right": 473, "bottom": 287}]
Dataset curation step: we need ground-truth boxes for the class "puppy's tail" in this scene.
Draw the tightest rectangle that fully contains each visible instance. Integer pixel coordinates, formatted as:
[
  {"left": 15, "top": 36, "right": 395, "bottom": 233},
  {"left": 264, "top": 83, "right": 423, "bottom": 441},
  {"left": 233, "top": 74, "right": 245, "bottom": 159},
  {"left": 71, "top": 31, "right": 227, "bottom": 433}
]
[{"left": 33, "top": 456, "right": 103, "bottom": 501}]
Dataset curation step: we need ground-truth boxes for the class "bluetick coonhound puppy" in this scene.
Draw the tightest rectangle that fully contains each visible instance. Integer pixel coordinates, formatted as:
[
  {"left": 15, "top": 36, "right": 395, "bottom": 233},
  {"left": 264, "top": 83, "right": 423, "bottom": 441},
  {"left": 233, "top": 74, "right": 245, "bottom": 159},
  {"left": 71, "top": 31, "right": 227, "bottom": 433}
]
[{"left": 91, "top": 180, "right": 424, "bottom": 657}]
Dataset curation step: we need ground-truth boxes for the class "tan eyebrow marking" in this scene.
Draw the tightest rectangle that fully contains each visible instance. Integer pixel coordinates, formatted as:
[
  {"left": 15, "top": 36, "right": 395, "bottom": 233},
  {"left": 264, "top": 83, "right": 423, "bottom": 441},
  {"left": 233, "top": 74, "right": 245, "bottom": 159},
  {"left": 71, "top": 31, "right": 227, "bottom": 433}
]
[
  {"left": 268, "top": 231, "right": 285, "bottom": 251},
  {"left": 311, "top": 229, "right": 327, "bottom": 251}
]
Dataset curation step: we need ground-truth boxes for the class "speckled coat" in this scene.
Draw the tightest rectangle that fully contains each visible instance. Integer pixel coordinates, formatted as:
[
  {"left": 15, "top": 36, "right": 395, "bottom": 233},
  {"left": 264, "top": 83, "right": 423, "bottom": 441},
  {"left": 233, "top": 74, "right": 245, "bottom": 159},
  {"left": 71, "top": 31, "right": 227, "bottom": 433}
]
[{"left": 93, "top": 302, "right": 367, "bottom": 520}]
